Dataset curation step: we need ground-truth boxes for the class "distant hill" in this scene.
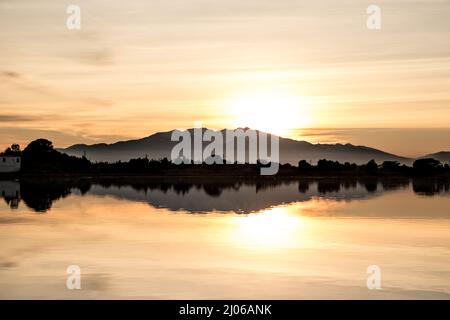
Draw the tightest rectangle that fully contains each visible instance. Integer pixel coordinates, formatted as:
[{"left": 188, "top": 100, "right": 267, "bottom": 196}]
[
  {"left": 59, "top": 128, "right": 413, "bottom": 165},
  {"left": 421, "top": 152, "right": 450, "bottom": 164}
]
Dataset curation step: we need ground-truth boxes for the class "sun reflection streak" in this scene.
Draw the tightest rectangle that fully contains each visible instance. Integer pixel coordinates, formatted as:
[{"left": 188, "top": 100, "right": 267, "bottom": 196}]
[{"left": 231, "top": 206, "right": 306, "bottom": 250}]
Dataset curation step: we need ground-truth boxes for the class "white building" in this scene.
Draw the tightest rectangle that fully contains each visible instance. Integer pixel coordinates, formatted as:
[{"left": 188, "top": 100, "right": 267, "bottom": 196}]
[{"left": 0, "top": 156, "right": 21, "bottom": 173}]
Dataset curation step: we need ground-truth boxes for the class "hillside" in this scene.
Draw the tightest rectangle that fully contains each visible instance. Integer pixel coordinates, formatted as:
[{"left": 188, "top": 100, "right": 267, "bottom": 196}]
[{"left": 60, "top": 128, "right": 412, "bottom": 165}]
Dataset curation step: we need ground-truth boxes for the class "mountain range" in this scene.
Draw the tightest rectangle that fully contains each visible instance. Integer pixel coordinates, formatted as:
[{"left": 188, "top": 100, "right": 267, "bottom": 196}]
[
  {"left": 59, "top": 128, "right": 449, "bottom": 165},
  {"left": 421, "top": 152, "right": 450, "bottom": 164}
]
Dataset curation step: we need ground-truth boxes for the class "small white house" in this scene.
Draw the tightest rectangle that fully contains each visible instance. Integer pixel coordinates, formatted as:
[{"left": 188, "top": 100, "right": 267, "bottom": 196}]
[{"left": 0, "top": 156, "right": 21, "bottom": 173}]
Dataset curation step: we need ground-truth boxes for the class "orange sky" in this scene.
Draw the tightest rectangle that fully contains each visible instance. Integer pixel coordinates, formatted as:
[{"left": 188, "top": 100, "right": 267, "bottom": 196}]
[{"left": 1, "top": 0, "right": 450, "bottom": 156}]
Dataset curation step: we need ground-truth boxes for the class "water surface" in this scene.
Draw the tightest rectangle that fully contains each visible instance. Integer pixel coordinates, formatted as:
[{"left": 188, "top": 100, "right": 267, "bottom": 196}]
[{"left": 1, "top": 178, "right": 449, "bottom": 299}]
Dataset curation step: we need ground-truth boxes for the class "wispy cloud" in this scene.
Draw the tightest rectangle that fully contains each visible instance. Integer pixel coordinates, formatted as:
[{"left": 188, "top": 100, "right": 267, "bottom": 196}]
[
  {"left": 0, "top": 69, "right": 54, "bottom": 96},
  {"left": 1, "top": 71, "right": 21, "bottom": 79},
  {"left": 0, "top": 126, "right": 132, "bottom": 150},
  {"left": 70, "top": 46, "right": 114, "bottom": 66},
  {"left": 0, "top": 114, "right": 38, "bottom": 122}
]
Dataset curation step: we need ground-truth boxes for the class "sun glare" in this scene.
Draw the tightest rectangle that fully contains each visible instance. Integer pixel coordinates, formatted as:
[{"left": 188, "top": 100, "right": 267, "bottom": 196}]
[
  {"left": 231, "top": 207, "right": 305, "bottom": 250},
  {"left": 226, "top": 91, "right": 313, "bottom": 137}
]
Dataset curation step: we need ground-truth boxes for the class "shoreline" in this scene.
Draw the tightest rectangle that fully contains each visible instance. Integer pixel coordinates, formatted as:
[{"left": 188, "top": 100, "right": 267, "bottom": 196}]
[{"left": 1, "top": 172, "right": 449, "bottom": 182}]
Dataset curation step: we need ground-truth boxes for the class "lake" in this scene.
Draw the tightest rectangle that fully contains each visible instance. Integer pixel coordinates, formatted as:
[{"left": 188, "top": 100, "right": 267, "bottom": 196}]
[{"left": 1, "top": 177, "right": 449, "bottom": 299}]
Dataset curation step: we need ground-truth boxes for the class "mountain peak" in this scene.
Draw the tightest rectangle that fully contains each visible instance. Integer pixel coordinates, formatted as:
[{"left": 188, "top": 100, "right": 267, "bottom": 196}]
[{"left": 61, "top": 127, "right": 415, "bottom": 165}]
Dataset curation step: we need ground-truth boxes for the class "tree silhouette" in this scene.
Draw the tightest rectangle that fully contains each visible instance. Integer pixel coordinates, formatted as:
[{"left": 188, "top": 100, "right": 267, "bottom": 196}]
[
  {"left": 22, "top": 138, "right": 90, "bottom": 173},
  {"left": 381, "top": 161, "right": 400, "bottom": 171},
  {"left": 23, "top": 139, "right": 53, "bottom": 156},
  {"left": 2, "top": 143, "right": 21, "bottom": 156},
  {"left": 364, "top": 159, "right": 378, "bottom": 173},
  {"left": 298, "top": 160, "right": 312, "bottom": 172},
  {"left": 413, "top": 158, "right": 443, "bottom": 175}
]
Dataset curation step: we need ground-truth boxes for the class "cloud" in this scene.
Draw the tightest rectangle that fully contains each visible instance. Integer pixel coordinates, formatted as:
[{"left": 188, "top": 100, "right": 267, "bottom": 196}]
[
  {"left": 0, "top": 126, "right": 132, "bottom": 149},
  {"left": 0, "top": 69, "right": 53, "bottom": 96},
  {"left": 82, "top": 97, "right": 114, "bottom": 108},
  {"left": 60, "top": 30, "right": 115, "bottom": 66},
  {"left": 88, "top": 133, "right": 135, "bottom": 141},
  {"left": 1, "top": 71, "right": 21, "bottom": 78},
  {"left": 0, "top": 260, "right": 18, "bottom": 268},
  {"left": 0, "top": 115, "right": 36, "bottom": 122},
  {"left": 74, "top": 47, "right": 114, "bottom": 66},
  {"left": 0, "top": 114, "right": 60, "bottom": 123}
]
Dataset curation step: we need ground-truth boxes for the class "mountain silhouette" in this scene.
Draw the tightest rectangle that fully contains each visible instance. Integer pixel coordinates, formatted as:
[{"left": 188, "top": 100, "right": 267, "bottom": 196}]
[
  {"left": 60, "top": 128, "right": 412, "bottom": 165},
  {"left": 421, "top": 152, "right": 450, "bottom": 163}
]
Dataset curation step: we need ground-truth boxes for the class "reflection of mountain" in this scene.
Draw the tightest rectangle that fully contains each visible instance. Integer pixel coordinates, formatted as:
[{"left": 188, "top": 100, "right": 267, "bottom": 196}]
[
  {"left": 60, "top": 128, "right": 412, "bottom": 165},
  {"left": 85, "top": 180, "right": 386, "bottom": 214},
  {"left": 2, "top": 178, "right": 449, "bottom": 214}
]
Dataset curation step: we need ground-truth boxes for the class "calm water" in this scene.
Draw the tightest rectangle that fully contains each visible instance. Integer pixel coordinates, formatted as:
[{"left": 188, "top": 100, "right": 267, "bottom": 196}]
[{"left": 1, "top": 178, "right": 450, "bottom": 299}]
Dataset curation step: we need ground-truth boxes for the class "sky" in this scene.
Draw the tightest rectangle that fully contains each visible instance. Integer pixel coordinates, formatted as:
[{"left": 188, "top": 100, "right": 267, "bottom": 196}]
[{"left": 1, "top": 0, "right": 450, "bottom": 157}]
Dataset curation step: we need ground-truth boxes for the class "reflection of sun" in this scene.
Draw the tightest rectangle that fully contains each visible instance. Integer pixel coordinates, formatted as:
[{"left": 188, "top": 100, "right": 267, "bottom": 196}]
[
  {"left": 231, "top": 207, "right": 305, "bottom": 249},
  {"left": 226, "top": 90, "right": 313, "bottom": 137}
]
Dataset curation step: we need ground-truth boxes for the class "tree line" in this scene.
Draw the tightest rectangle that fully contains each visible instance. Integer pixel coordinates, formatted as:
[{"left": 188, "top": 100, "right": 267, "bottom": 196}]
[{"left": 1, "top": 139, "right": 450, "bottom": 177}]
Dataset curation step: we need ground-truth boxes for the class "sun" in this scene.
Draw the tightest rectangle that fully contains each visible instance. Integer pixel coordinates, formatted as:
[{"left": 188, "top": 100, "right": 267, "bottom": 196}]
[{"left": 226, "top": 90, "right": 313, "bottom": 137}]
